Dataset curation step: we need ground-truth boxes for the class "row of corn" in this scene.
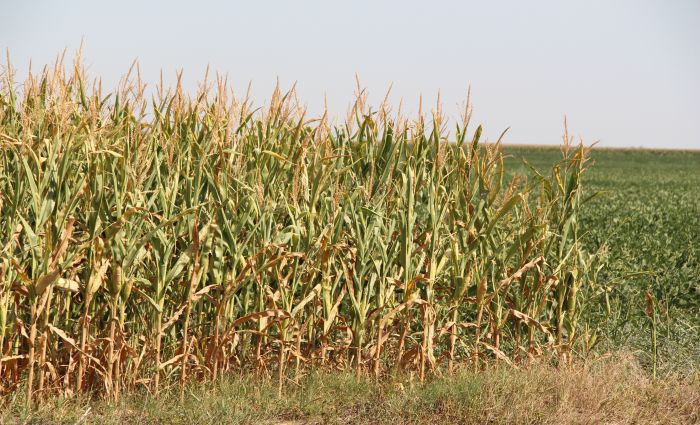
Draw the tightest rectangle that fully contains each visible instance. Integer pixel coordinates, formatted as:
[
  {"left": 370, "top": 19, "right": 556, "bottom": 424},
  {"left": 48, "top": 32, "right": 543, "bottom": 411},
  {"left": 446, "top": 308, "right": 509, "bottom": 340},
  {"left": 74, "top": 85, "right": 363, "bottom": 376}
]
[{"left": 0, "top": 58, "right": 602, "bottom": 405}]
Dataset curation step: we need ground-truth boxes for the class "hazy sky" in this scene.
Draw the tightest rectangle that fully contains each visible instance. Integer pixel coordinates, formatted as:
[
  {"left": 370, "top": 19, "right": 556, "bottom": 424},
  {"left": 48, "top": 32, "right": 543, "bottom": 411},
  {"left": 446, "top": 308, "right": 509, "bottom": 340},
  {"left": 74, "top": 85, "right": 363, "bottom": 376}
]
[{"left": 3, "top": 0, "right": 699, "bottom": 148}]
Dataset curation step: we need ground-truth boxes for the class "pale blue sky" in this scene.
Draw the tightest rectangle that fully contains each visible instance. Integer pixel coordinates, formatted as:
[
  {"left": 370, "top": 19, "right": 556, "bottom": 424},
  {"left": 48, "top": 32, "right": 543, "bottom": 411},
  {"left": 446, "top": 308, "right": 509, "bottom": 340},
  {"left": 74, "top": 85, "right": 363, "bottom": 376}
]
[{"left": 3, "top": 0, "right": 699, "bottom": 148}]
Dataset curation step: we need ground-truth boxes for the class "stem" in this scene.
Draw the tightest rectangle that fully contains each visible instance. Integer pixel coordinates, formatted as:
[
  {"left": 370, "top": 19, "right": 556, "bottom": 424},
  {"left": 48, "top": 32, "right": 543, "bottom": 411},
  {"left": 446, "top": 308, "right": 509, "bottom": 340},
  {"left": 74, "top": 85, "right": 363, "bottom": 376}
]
[
  {"left": 355, "top": 330, "right": 363, "bottom": 379},
  {"left": 373, "top": 318, "right": 382, "bottom": 379},
  {"left": 154, "top": 308, "right": 162, "bottom": 394},
  {"left": 76, "top": 293, "right": 93, "bottom": 393},
  {"left": 473, "top": 304, "right": 484, "bottom": 372},
  {"left": 25, "top": 301, "right": 37, "bottom": 409},
  {"left": 277, "top": 336, "right": 285, "bottom": 398},
  {"left": 37, "top": 287, "right": 54, "bottom": 400},
  {"left": 448, "top": 308, "right": 457, "bottom": 374},
  {"left": 651, "top": 309, "right": 658, "bottom": 380},
  {"left": 181, "top": 219, "right": 200, "bottom": 401},
  {"left": 106, "top": 298, "right": 117, "bottom": 399}
]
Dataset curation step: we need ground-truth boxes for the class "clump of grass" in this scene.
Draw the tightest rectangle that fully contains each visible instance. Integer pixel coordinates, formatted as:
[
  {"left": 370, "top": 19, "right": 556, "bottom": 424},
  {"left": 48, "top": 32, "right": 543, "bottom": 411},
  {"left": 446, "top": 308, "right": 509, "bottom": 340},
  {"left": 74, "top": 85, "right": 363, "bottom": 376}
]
[{"left": 0, "top": 53, "right": 606, "bottom": 406}]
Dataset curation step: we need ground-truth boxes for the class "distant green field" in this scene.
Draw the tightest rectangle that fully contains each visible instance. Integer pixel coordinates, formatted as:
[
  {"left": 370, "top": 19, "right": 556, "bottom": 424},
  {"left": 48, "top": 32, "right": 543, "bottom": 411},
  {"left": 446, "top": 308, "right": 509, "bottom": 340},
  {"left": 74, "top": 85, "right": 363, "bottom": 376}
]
[{"left": 505, "top": 147, "right": 700, "bottom": 371}]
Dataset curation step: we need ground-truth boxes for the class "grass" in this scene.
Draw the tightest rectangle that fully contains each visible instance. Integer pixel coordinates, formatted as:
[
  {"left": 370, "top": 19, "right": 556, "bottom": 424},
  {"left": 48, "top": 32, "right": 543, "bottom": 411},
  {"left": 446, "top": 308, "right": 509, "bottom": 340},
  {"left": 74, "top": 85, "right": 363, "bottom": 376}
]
[{"left": 2, "top": 353, "right": 698, "bottom": 424}]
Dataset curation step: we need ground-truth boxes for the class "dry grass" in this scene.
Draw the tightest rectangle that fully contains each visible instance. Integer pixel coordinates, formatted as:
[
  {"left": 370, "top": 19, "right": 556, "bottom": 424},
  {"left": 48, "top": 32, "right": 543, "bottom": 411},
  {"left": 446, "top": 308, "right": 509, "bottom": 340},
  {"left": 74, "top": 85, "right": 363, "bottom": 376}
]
[{"left": 2, "top": 353, "right": 697, "bottom": 424}]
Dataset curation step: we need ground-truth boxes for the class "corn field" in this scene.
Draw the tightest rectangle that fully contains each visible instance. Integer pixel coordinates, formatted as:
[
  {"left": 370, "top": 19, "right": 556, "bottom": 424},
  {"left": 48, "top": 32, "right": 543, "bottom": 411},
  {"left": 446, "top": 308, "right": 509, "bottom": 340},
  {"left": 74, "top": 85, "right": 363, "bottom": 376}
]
[{"left": 0, "top": 57, "right": 603, "bottom": 406}]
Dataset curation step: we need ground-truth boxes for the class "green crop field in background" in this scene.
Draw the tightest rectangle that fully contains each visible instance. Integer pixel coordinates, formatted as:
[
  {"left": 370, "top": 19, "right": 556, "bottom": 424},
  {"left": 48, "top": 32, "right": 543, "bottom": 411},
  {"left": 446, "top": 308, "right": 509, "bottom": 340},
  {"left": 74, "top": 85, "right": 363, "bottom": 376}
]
[{"left": 505, "top": 147, "right": 700, "bottom": 372}]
